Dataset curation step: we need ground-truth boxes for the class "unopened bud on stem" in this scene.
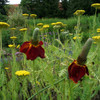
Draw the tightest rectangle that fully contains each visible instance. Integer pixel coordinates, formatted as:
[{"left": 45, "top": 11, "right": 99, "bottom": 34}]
[
  {"left": 33, "top": 28, "right": 39, "bottom": 41},
  {"left": 77, "top": 38, "right": 93, "bottom": 65}
]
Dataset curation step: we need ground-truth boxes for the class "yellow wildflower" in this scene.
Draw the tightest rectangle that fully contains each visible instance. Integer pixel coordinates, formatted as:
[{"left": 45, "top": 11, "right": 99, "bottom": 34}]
[
  {"left": 91, "top": 3, "right": 100, "bottom": 9},
  {"left": 8, "top": 44, "right": 15, "bottom": 48},
  {"left": 15, "top": 70, "right": 30, "bottom": 76},
  {"left": 22, "top": 14, "right": 29, "bottom": 17},
  {"left": 73, "top": 36, "right": 81, "bottom": 40},
  {"left": 51, "top": 23, "right": 56, "bottom": 26},
  {"left": 0, "top": 22, "right": 10, "bottom": 29},
  {"left": 10, "top": 36, "right": 17, "bottom": 40},
  {"left": 11, "top": 28, "right": 16, "bottom": 30},
  {"left": 92, "top": 36, "right": 100, "bottom": 42},
  {"left": 19, "top": 28, "right": 27, "bottom": 32},
  {"left": 5, "top": 67, "right": 9, "bottom": 70},
  {"left": 43, "top": 25, "right": 49, "bottom": 29},
  {"left": 44, "top": 35, "right": 47, "bottom": 37},
  {"left": 74, "top": 10, "right": 85, "bottom": 16},
  {"left": 16, "top": 45, "right": 20, "bottom": 48},
  {"left": 30, "top": 14, "right": 37, "bottom": 18},
  {"left": 56, "top": 22, "right": 63, "bottom": 25},
  {"left": 37, "top": 23, "right": 43, "bottom": 26},
  {"left": 97, "top": 28, "right": 100, "bottom": 33}
]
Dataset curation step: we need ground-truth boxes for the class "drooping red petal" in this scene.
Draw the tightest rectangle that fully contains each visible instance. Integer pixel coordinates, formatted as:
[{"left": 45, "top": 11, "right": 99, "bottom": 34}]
[
  {"left": 20, "top": 41, "right": 31, "bottom": 54},
  {"left": 68, "top": 60, "right": 88, "bottom": 83},
  {"left": 37, "top": 46, "right": 45, "bottom": 58},
  {"left": 70, "top": 66, "right": 86, "bottom": 83},
  {"left": 26, "top": 45, "right": 45, "bottom": 60},
  {"left": 39, "top": 41, "right": 43, "bottom": 45},
  {"left": 26, "top": 46, "right": 39, "bottom": 60}
]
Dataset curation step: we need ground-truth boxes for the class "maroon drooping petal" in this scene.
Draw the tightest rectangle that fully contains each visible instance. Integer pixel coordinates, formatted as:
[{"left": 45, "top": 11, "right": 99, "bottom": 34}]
[
  {"left": 20, "top": 41, "right": 31, "bottom": 54},
  {"left": 20, "top": 40, "right": 45, "bottom": 60},
  {"left": 26, "top": 46, "right": 45, "bottom": 60},
  {"left": 68, "top": 60, "right": 89, "bottom": 83}
]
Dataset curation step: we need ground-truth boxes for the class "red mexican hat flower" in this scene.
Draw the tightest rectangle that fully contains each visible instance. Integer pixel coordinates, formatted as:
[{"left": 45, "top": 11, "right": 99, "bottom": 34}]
[
  {"left": 68, "top": 60, "right": 89, "bottom": 83},
  {"left": 68, "top": 38, "right": 93, "bottom": 83},
  {"left": 20, "top": 40, "right": 45, "bottom": 60}
]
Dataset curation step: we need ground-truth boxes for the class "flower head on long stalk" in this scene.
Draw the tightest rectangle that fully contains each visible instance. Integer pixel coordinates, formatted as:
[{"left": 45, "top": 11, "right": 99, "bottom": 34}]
[
  {"left": 30, "top": 14, "right": 37, "bottom": 18},
  {"left": 20, "top": 28, "right": 45, "bottom": 60},
  {"left": 68, "top": 38, "right": 93, "bottom": 83},
  {"left": 91, "top": 3, "right": 100, "bottom": 9},
  {"left": 74, "top": 10, "right": 85, "bottom": 16},
  {"left": 19, "top": 28, "right": 27, "bottom": 32},
  {"left": 22, "top": 13, "right": 29, "bottom": 18},
  {"left": 0, "top": 22, "right": 10, "bottom": 29}
]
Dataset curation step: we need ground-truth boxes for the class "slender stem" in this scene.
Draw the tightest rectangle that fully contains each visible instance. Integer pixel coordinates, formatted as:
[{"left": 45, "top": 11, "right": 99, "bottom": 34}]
[
  {"left": 28, "top": 77, "right": 66, "bottom": 100},
  {"left": 93, "top": 8, "right": 97, "bottom": 34},
  {"left": 33, "top": 18, "right": 36, "bottom": 28},
  {"left": 76, "top": 15, "right": 80, "bottom": 34},
  {"left": 0, "top": 29, "right": 2, "bottom": 67},
  {"left": 53, "top": 30, "right": 55, "bottom": 44},
  {"left": 57, "top": 29, "right": 60, "bottom": 40}
]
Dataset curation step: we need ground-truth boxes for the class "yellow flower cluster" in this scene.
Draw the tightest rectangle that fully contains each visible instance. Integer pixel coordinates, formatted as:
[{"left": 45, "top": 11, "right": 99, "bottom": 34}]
[
  {"left": 5, "top": 67, "right": 9, "bottom": 70},
  {"left": 8, "top": 44, "right": 15, "bottom": 48},
  {"left": 51, "top": 22, "right": 66, "bottom": 29},
  {"left": 43, "top": 24, "right": 49, "bottom": 29},
  {"left": 19, "top": 28, "right": 27, "bottom": 32},
  {"left": 10, "top": 36, "right": 17, "bottom": 40},
  {"left": 51, "top": 23, "right": 56, "bottom": 26},
  {"left": 91, "top": 3, "right": 100, "bottom": 9},
  {"left": 97, "top": 28, "right": 100, "bottom": 32},
  {"left": 15, "top": 70, "right": 30, "bottom": 76},
  {"left": 22, "top": 14, "right": 29, "bottom": 17},
  {"left": 37, "top": 23, "right": 43, "bottom": 26},
  {"left": 73, "top": 36, "right": 81, "bottom": 40},
  {"left": 56, "top": 22, "right": 63, "bottom": 25},
  {"left": 10, "top": 28, "right": 16, "bottom": 30},
  {"left": 92, "top": 36, "right": 100, "bottom": 40},
  {"left": 74, "top": 10, "right": 85, "bottom": 16},
  {"left": 30, "top": 14, "right": 37, "bottom": 18},
  {"left": 0, "top": 22, "right": 10, "bottom": 29}
]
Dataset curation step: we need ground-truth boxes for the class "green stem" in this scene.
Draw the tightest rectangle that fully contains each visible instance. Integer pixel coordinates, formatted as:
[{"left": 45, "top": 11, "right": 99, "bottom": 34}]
[
  {"left": 0, "top": 29, "right": 2, "bottom": 67},
  {"left": 93, "top": 8, "right": 97, "bottom": 34},
  {"left": 53, "top": 30, "right": 55, "bottom": 44},
  {"left": 33, "top": 18, "right": 36, "bottom": 28},
  {"left": 23, "top": 31, "right": 27, "bottom": 42},
  {"left": 28, "top": 77, "right": 66, "bottom": 100},
  {"left": 76, "top": 15, "right": 80, "bottom": 34},
  {"left": 57, "top": 29, "right": 60, "bottom": 40},
  {"left": 45, "top": 30, "right": 48, "bottom": 43}
]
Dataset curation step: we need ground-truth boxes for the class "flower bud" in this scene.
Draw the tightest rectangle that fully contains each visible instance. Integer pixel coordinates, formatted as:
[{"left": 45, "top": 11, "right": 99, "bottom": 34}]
[
  {"left": 33, "top": 28, "right": 40, "bottom": 41},
  {"left": 77, "top": 38, "right": 93, "bottom": 65}
]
